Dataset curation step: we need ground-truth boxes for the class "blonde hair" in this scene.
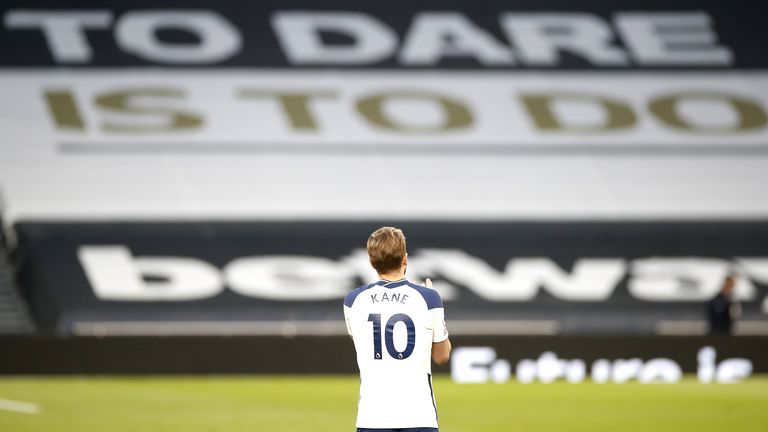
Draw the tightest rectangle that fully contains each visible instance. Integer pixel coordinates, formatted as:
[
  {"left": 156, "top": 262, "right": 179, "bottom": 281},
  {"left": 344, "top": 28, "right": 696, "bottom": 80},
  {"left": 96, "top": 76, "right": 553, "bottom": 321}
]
[{"left": 367, "top": 227, "right": 406, "bottom": 275}]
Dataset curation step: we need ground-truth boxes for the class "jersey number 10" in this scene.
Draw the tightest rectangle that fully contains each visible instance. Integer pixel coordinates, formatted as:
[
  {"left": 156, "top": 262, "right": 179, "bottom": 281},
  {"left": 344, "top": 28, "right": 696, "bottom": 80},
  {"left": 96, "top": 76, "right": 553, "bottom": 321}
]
[{"left": 368, "top": 313, "right": 416, "bottom": 360}]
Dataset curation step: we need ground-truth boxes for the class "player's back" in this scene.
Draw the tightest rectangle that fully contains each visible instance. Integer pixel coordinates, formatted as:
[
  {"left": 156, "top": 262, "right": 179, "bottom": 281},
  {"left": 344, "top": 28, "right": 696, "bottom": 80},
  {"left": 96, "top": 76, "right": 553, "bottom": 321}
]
[{"left": 344, "top": 278, "right": 446, "bottom": 429}]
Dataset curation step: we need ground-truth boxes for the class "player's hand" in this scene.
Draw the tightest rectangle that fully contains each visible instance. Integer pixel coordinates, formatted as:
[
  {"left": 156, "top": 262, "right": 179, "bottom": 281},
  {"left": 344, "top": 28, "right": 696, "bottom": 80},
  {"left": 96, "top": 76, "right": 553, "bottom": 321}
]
[{"left": 424, "top": 278, "right": 433, "bottom": 288}]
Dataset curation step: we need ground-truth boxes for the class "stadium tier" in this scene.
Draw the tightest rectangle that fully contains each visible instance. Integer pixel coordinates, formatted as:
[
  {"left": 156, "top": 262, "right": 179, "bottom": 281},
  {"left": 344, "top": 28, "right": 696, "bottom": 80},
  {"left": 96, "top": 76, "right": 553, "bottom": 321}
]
[
  {"left": 0, "top": 0, "right": 767, "bottom": 374},
  {"left": 0, "top": 224, "right": 34, "bottom": 335},
  {"left": 10, "top": 221, "right": 768, "bottom": 336}
]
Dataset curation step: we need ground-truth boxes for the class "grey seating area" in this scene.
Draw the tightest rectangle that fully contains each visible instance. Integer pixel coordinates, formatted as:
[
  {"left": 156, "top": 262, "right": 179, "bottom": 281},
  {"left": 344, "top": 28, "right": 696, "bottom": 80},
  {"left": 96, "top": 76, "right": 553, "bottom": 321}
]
[{"left": 0, "top": 223, "right": 34, "bottom": 335}]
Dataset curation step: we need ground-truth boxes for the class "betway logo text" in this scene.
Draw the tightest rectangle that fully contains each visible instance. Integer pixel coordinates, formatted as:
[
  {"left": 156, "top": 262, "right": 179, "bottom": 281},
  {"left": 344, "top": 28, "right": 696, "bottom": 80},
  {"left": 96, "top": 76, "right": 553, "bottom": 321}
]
[{"left": 78, "top": 246, "right": 768, "bottom": 310}]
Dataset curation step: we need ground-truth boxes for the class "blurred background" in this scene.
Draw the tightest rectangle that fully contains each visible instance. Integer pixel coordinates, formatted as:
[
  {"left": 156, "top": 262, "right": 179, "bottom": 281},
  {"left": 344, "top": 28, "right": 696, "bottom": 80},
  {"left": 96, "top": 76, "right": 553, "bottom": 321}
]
[{"left": 0, "top": 0, "right": 767, "bottom": 430}]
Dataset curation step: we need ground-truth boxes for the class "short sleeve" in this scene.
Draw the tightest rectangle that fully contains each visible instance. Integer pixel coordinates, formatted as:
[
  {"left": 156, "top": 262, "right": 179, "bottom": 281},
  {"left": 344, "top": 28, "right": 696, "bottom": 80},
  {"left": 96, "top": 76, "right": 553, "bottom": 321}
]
[
  {"left": 343, "top": 305, "right": 353, "bottom": 336},
  {"left": 431, "top": 307, "right": 449, "bottom": 343}
]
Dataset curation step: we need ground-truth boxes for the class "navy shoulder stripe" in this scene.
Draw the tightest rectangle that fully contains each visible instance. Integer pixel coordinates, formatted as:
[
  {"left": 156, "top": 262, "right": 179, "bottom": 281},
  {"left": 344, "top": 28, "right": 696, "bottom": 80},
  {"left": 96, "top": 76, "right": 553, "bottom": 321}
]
[
  {"left": 407, "top": 282, "right": 444, "bottom": 310},
  {"left": 344, "top": 282, "right": 376, "bottom": 308}
]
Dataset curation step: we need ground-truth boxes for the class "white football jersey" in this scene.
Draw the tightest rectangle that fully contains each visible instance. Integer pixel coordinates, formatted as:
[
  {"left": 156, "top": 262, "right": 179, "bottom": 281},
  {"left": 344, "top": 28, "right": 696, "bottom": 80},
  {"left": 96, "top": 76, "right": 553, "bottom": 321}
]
[{"left": 344, "top": 278, "right": 449, "bottom": 429}]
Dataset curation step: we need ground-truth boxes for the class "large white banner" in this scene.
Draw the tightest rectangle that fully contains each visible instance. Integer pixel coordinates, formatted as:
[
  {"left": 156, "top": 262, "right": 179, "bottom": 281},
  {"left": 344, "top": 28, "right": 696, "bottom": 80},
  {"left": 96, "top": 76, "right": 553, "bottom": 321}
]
[
  {"left": 7, "top": 71, "right": 768, "bottom": 147},
  {"left": 1, "top": 71, "right": 767, "bottom": 221}
]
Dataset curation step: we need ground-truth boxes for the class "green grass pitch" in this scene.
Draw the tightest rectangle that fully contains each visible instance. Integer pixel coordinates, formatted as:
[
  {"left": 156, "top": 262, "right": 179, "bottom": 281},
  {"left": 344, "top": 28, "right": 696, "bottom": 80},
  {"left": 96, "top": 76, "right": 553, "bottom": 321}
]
[{"left": 1, "top": 375, "right": 767, "bottom": 432}]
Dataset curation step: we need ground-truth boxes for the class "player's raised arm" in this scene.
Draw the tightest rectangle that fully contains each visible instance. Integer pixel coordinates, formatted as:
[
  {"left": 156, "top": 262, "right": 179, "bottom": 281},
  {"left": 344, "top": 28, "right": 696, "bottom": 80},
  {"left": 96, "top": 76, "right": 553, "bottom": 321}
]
[{"left": 425, "top": 278, "right": 452, "bottom": 366}]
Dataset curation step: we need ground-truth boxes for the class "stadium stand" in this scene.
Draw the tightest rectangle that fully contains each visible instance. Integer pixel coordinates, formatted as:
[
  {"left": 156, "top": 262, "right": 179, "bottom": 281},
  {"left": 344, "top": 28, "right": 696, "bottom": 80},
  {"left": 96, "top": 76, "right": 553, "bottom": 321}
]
[
  {"left": 0, "top": 190, "right": 34, "bottom": 334},
  {"left": 0, "top": 227, "right": 34, "bottom": 334},
  {"left": 0, "top": 0, "right": 766, "bottom": 374}
]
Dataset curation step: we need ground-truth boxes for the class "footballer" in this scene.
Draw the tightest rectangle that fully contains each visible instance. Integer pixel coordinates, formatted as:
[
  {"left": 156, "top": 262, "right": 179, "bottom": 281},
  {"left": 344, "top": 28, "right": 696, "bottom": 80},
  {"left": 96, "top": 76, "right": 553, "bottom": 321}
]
[{"left": 344, "top": 227, "right": 452, "bottom": 432}]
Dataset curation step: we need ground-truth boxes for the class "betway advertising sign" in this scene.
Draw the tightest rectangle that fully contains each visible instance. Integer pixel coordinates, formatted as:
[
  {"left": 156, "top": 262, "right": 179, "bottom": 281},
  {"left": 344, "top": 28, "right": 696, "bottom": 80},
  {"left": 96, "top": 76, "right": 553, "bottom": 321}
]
[{"left": 15, "top": 221, "right": 768, "bottom": 335}]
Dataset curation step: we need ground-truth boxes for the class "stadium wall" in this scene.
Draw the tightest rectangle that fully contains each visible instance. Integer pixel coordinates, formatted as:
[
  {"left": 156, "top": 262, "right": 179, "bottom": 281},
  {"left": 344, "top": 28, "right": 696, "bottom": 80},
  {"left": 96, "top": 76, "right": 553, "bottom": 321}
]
[
  {"left": 13, "top": 221, "right": 768, "bottom": 336},
  {"left": 0, "top": 335, "right": 765, "bottom": 375}
]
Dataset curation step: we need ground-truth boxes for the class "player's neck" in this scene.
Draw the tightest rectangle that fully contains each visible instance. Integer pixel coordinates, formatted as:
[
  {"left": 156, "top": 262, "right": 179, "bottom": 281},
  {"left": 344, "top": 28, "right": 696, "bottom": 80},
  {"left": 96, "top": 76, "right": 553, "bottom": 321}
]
[{"left": 378, "top": 270, "right": 406, "bottom": 282}]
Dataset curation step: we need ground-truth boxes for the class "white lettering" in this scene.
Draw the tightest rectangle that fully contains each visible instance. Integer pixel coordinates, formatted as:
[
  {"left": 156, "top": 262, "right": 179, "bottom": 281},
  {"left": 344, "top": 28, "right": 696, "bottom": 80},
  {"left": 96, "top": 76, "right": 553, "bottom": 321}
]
[
  {"left": 615, "top": 13, "right": 732, "bottom": 65},
  {"left": 5, "top": 10, "right": 112, "bottom": 62},
  {"left": 716, "top": 358, "right": 753, "bottom": 384},
  {"left": 420, "top": 250, "right": 625, "bottom": 301},
  {"left": 638, "top": 359, "right": 682, "bottom": 383},
  {"left": 116, "top": 11, "right": 241, "bottom": 63},
  {"left": 451, "top": 346, "right": 498, "bottom": 384},
  {"left": 272, "top": 12, "right": 396, "bottom": 64},
  {"left": 737, "top": 258, "right": 768, "bottom": 312},
  {"left": 76, "top": 245, "right": 768, "bottom": 304},
  {"left": 500, "top": 13, "right": 627, "bottom": 65},
  {"left": 591, "top": 359, "right": 612, "bottom": 384},
  {"left": 400, "top": 12, "right": 513, "bottom": 65},
  {"left": 78, "top": 245, "right": 222, "bottom": 300},
  {"left": 463, "top": 349, "right": 694, "bottom": 384},
  {"left": 224, "top": 256, "right": 353, "bottom": 300},
  {"left": 698, "top": 346, "right": 717, "bottom": 383},
  {"left": 611, "top": 358, "right": 643, "bottom": 383},
  {"left": 629, "top": 258, "right": 729, "bottom": 301},
  {"left": 699, "top": 346, "right": 753, "bottom": 384}
]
